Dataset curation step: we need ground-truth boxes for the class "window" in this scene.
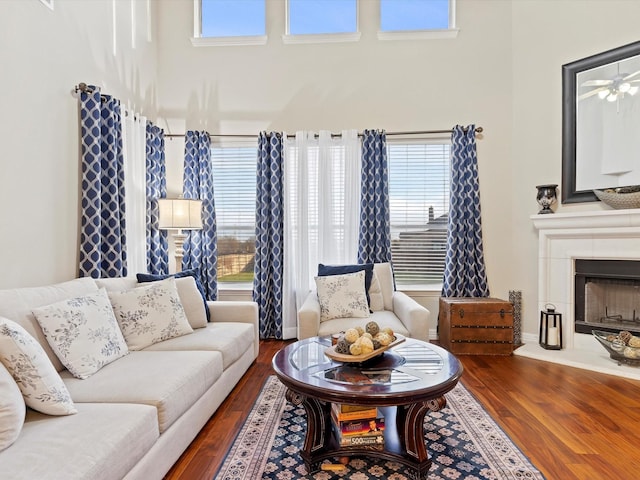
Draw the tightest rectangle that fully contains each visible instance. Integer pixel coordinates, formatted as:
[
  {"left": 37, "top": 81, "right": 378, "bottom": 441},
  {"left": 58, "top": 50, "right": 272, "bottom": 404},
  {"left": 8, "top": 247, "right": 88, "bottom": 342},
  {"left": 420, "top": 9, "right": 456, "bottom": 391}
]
[
  {"left": 381, "top": 0, "right": 450, "bottom": 31},
  {"left": 211, "top": 142, "right": 257, "bottom": 285},
  {"left": 387, "top": 140, "right": 451, "bottom": 287},
  {"left": 284, "top": 0, "right": 360, "bottom": 43},
  {"left": 379, "top": 0, "right": 457, "bottom": 40},
  {"left": 287, "top": 0, "right": 357, "bottom": 35},
  {"left": 193, "top": 0, "right": 266, "bottom": 46}
]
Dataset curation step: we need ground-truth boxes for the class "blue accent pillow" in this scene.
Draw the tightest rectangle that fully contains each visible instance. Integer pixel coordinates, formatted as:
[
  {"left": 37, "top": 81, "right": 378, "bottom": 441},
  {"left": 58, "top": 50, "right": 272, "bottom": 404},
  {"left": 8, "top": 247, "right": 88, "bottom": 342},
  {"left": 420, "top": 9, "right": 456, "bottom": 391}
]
[
  {"left": 317, "top": 263, "right": 374, "bottom": 306},
  {"left": 136, "top": 269, "right": 210, "bottom": 321}
]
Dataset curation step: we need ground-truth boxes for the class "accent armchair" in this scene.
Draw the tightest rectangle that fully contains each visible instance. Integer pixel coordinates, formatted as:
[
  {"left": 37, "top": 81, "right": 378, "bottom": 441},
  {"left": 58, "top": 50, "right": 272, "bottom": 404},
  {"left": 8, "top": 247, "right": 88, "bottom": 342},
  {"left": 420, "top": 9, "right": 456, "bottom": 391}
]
[{"left": 297, "top": 262, "right": 430, "bottom": 341}]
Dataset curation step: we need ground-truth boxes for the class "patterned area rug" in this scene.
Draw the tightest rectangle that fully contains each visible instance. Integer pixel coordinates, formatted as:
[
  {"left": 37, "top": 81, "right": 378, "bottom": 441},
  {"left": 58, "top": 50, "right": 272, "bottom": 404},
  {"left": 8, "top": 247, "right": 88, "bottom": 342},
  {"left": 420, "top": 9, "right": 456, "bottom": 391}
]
[{"left": 214, "top": 376, "right": 545, "bottom": 480}]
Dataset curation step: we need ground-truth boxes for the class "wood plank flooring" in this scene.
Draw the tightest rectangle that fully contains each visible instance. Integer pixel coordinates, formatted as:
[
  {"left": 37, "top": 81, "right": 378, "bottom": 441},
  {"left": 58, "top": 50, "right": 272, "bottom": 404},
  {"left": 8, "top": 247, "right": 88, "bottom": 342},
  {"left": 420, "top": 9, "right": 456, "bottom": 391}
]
[{"left": 164, "top": 340, "right": 640, "bottom": 480}]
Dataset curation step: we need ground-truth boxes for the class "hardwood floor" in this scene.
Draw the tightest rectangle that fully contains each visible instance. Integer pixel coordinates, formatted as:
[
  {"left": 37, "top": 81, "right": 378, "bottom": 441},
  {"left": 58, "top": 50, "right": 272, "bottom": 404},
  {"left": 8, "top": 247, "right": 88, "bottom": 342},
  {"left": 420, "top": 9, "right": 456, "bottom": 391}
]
[{"left": 164, "top": 340, "right": 640, "bottom": 480}]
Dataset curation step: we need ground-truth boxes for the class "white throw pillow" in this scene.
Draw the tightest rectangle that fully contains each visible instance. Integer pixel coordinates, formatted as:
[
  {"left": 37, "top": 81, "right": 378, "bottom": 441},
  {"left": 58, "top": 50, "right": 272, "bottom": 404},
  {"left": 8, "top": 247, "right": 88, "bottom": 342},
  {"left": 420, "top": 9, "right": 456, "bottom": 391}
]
[
  {"left": 0, "top": 362, "right": 25, "bottom": 451},
  {"left": 368, "top": 271, "right": 384, "bottom": 312},
  {"left": 32, "top": 289, "right": 129, "bottom": 380},
  {"left": 315, "top": 270, "right": 370, "bottom": 322},
  {"left": 107, "top": 277, "right": 193, "bottom": 350},
  {"left": 158, "top": 277, "right": 207, "bottom": 329},
  {"left": 0, "top": 317, "right": 77, "bottom": 416}
]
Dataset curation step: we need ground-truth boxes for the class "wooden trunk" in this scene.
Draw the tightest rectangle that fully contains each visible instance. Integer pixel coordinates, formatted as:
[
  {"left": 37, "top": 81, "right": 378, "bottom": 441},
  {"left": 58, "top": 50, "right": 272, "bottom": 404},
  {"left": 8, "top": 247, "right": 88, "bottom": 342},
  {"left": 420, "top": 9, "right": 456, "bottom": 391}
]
[{"left": 438, "top": 297, "right": 514, "bottom": 355}]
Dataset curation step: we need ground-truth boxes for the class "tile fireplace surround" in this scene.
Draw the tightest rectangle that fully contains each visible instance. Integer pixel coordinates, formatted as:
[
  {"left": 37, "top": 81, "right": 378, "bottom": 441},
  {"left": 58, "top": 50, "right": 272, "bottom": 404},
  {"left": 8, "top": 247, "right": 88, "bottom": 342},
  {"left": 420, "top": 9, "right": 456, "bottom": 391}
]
[{"left": 515, "top": 208, "right": 640, "bottom": 380}]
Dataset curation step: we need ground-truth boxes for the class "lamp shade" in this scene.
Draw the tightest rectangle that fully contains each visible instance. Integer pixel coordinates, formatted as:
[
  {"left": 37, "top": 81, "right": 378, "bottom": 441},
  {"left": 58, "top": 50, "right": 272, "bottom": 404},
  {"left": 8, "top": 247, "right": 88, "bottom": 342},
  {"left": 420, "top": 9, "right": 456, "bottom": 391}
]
[{"left": 158, "top": 198, "right": 203, "bottom": 230}]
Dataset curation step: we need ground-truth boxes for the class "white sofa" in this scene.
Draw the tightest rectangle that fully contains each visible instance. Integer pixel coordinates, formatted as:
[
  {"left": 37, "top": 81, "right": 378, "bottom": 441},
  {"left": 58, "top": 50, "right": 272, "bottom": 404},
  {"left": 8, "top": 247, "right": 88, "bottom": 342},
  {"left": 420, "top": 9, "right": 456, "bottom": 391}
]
[
  {"left": 0, "top": 276, "right": 259, "bottom": 480},
  {"left": 297, "top": 262, "right": 430, "bottom": 341}
]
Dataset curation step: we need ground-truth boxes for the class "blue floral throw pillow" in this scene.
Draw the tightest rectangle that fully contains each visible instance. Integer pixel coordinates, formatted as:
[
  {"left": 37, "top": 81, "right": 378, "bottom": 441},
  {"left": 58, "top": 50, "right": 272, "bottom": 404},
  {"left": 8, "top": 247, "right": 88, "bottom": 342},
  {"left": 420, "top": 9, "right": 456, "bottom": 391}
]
[
  {"left": 108, "top": 277, "right": 193, "bottom": 350},
  {"left": 33, "top": 288, "right": 129, "bottom": 380},
  {"left": 137, "top": 269, "right": 210, "bottom": 321}
]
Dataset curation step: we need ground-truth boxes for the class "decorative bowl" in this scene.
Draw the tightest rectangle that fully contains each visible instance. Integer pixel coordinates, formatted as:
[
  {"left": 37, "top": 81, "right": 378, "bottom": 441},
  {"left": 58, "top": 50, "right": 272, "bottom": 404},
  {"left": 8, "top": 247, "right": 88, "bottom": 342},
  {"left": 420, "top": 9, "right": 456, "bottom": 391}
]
[
  {"left": 325, "top": 334, "right": 405, "bottom": 363},
  {"left": 592, "top": 330, "right": 640, "bottom": 366},
  {"left": 593, "top": 186, "right": 640, "bottom": 209}
]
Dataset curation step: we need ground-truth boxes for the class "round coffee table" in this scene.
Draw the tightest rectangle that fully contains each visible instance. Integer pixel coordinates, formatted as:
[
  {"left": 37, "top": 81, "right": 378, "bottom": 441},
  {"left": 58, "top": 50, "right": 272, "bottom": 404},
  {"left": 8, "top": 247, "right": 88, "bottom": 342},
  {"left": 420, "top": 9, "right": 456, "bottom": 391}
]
[{"left": 272, "top": 336, "right": 463, "bottom": 479}]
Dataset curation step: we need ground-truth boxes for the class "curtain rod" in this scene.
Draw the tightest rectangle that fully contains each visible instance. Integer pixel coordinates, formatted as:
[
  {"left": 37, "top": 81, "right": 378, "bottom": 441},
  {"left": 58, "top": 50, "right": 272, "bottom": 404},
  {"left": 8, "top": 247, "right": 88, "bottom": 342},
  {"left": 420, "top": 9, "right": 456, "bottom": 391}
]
[
  {"left": 165, "top": 126, "right": 483, "bottom": 139},
  {"left": 73, "top": 83, "right": 483, "bottom": 139}
]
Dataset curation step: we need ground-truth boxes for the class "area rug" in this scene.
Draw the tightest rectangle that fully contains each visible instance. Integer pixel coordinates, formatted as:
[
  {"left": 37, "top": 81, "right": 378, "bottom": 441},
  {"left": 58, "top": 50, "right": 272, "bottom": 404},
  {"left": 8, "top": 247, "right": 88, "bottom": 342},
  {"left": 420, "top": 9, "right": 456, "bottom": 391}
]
[{"left": 214, "top": 376, "right": 545, "bottom": 480}]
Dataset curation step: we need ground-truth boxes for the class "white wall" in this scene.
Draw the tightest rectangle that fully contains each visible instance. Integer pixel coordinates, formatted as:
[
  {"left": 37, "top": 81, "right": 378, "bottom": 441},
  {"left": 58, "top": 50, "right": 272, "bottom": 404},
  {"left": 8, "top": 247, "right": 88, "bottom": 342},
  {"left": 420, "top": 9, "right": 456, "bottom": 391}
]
[
  {"left": 2, "top": 0, "right": 639, "bottom": 340},
  {"left": 0, "top": 0, "right": 158, "bottom": 288}
]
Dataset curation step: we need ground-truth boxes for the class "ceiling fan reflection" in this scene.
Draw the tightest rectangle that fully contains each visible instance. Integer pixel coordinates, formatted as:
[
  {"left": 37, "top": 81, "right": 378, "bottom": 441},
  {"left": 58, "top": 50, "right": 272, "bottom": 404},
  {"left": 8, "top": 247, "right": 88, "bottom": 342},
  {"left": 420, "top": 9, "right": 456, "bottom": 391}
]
[{"left": 579, "top": 69, "right": 640, "bottom": 102}]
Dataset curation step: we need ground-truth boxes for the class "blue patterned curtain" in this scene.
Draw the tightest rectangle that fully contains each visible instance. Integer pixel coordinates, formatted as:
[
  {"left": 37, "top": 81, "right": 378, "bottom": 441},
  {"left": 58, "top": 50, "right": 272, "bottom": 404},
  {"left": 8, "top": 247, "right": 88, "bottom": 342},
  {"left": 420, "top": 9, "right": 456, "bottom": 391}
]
[
  {"left": 145, "top": 123, "right": 168, "bottom": 275},
  {"left": 253, "top": 132, "right": 284, "bottom": 339},
  {"left": 442, "top": 125, "right": 490, "bottom": 297},
  {"left": 78, "top": 87, "right": 127, "bottom": 278},
  {"left": 358, "top": 129, "right": 392, "bottom": 264},
  {"left": 183, "top": 131, "right": 217, "bottom": 301}
]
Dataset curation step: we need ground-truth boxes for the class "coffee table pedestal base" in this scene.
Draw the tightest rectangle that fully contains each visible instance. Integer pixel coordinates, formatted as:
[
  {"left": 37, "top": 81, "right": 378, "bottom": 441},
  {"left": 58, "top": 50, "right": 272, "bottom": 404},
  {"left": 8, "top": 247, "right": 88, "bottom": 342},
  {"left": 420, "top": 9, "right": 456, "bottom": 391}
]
[{"left": 287, "top": 389, "right": 447, "bottom": 480}]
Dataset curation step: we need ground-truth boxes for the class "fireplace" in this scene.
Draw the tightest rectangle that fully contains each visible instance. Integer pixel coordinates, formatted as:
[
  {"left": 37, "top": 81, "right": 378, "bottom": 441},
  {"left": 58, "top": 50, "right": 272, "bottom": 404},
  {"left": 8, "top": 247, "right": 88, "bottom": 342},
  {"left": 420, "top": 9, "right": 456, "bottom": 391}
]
[
  {"left": 525, "top": 208, "right": 640, "bottom": 380},
  {"left": 574, "top": 259, "right": 640, "bottom": 335}
]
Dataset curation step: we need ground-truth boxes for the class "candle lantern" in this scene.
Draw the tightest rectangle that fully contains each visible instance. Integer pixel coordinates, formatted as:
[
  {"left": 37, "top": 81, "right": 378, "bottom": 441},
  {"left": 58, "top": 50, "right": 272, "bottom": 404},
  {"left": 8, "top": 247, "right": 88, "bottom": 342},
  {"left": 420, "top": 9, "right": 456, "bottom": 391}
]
[{"left": 539, "top": 303, "right": 562, "bottom": 350}]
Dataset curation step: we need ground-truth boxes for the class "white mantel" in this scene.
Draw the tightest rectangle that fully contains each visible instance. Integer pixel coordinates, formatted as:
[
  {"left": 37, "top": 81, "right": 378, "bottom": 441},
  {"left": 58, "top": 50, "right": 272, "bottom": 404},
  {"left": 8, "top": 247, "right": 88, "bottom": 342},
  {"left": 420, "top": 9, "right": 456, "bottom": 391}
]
[{"left": 515, "top": 208, "right": 640, "bottom": 380}]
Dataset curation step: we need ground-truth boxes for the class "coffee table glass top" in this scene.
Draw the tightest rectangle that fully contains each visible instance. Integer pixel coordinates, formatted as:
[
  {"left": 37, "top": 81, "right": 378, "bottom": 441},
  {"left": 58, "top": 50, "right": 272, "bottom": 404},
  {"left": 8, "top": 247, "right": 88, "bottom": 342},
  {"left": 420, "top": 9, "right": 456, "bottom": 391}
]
[{"left": 279, "top": 336, "right": 460, "bottom": 399}]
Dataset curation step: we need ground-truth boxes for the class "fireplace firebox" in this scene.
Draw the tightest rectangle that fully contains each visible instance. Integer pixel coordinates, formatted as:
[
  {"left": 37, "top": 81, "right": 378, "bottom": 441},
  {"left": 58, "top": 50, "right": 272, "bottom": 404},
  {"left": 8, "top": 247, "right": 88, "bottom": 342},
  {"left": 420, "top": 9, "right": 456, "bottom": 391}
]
[{"left": 574, "top": 259, "right": 640, "bottom": 335}]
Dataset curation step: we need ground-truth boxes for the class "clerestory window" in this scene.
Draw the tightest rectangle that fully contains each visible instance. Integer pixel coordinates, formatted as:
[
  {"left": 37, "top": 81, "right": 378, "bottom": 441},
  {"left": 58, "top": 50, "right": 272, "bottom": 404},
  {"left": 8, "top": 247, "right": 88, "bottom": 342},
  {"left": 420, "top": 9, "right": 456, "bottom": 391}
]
[
  {"left": 193, "top": 0, "right": 267, "bottom": 46},
  {"left": 284, "top": 0, "right": 360, "bottom": 43},
  {"left": 379, "top": 0, "right": 458, "bottom": 40}
]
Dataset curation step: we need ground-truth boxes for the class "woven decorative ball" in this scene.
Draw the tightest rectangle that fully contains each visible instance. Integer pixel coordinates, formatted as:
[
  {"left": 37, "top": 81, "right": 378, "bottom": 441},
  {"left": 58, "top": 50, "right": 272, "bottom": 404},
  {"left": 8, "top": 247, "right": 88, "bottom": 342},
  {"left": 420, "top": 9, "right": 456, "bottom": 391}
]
[{"left": 593, "top": 187, "right": 640, "bottom": 209}]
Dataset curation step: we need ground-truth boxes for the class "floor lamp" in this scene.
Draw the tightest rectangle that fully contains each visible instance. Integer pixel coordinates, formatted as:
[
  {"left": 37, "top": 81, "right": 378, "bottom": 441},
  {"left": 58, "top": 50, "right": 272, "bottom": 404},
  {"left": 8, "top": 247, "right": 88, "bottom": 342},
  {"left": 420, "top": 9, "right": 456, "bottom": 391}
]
[{"left": 158, "top": 198, "right": 203, "bottom": 273}]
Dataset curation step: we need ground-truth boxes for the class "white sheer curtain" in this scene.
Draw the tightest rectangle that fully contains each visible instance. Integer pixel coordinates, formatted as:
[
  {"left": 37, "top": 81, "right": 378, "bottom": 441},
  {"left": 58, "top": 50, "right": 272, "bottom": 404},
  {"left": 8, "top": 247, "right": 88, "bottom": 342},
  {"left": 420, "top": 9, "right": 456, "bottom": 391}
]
[
  {"left": 122, "top": 109, "right": 148, "bottom": 275},
  {"left": 282, "top": 130, "right": 361, "bottom": 338}
]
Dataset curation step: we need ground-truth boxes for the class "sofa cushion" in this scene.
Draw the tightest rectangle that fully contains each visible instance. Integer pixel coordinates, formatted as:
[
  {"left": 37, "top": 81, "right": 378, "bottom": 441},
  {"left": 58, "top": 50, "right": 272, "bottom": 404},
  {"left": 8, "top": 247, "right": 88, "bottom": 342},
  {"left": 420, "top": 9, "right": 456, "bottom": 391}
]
[
  {"left": 32, "top": 289, "right": 129, "bottom": 379},
  {"left": 166, "top": 276, "right": 207, "bottom": 329},
  {"left": 96, "top": 276, "right": 208, "bottom": 329},
  {"left": 0, "top": 278, "right": 99, "bottom": 371},
  {"left": 0, "top": 318, "right": 76, "bottom": 416},
  {"left": 137, "top": 268, "right": 210, "bottom": 321},
  {"left": 0, "top": 362, "right": 24, "bottom": 452},
  {"left": 0, "top": 402, "right": 158, "bottom": 480},
  {"left": 317, "top": 310, "right": 410, "bottom": 339},
  {"left": 315, "top": 270, "right": 370, "bottom": 321},
  {"left": 61, "top": 350, "right": 223, "bottom": 432},
  {"left": 94, "top": 277, "right": 138, "bottom": 291},
  {"left": 143, "top": 322, "right": 254, "bottom": 369},
  {"left": 107, "top": 277, "right": 193, "bottom": 350}
]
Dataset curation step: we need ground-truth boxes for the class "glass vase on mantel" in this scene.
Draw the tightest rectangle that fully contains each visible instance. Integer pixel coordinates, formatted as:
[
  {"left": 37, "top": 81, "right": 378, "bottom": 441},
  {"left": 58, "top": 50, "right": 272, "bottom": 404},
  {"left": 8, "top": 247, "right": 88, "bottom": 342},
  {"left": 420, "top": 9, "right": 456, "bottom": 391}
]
[{"left": 535, "top": 184, "right": 558, "bottom": 214}]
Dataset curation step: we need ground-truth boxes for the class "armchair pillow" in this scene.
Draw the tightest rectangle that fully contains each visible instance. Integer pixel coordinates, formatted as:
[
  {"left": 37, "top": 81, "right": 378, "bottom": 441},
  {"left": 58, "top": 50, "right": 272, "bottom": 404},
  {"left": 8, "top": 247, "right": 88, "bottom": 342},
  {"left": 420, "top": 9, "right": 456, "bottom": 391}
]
[
  {"left": 314, "top": 270, "right": 370, "bottom": 321},
  {"left": 0, "top": 317, "right": 77, "bottom": 416},
  {"left": 368, "top": 272, "right": 384, "bottom": 311},
  {"left": 318, "top": 263, "right": 374, "bottom": 295},
  {"left": 318, "top": 263, "right": 384, "bottom": 310},
  {"left": 108, "top": 277, "right": 193, "bottom": 350},
  {"left": 32, "top": 288, "right": 129, "bottom": 380}
]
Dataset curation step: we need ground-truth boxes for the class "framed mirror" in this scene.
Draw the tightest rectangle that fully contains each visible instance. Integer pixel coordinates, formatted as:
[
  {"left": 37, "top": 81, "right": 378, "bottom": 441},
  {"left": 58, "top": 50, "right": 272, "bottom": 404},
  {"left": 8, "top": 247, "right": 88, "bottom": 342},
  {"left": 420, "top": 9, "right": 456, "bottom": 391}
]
[{"left": 562, "top": 41, "right": 640, "bottom": 203}]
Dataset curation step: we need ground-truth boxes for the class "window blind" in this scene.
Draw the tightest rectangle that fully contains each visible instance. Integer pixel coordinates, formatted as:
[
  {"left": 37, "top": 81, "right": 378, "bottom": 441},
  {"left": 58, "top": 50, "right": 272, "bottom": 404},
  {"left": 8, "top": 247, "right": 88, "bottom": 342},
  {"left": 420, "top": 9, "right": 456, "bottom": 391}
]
[
  {"left": 211, "top": 143, "right": 257, "bottom": 283},
  {"left": 387, "top": 141, "right": 451, "bottom": 286}
]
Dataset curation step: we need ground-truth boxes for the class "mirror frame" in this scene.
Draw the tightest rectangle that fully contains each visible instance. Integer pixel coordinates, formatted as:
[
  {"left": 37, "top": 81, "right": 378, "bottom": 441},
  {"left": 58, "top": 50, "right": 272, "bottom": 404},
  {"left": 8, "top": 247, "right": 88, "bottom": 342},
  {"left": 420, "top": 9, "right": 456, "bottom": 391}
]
[{"left": 562, "top": 40, "right": 640, "bottom": 203}]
